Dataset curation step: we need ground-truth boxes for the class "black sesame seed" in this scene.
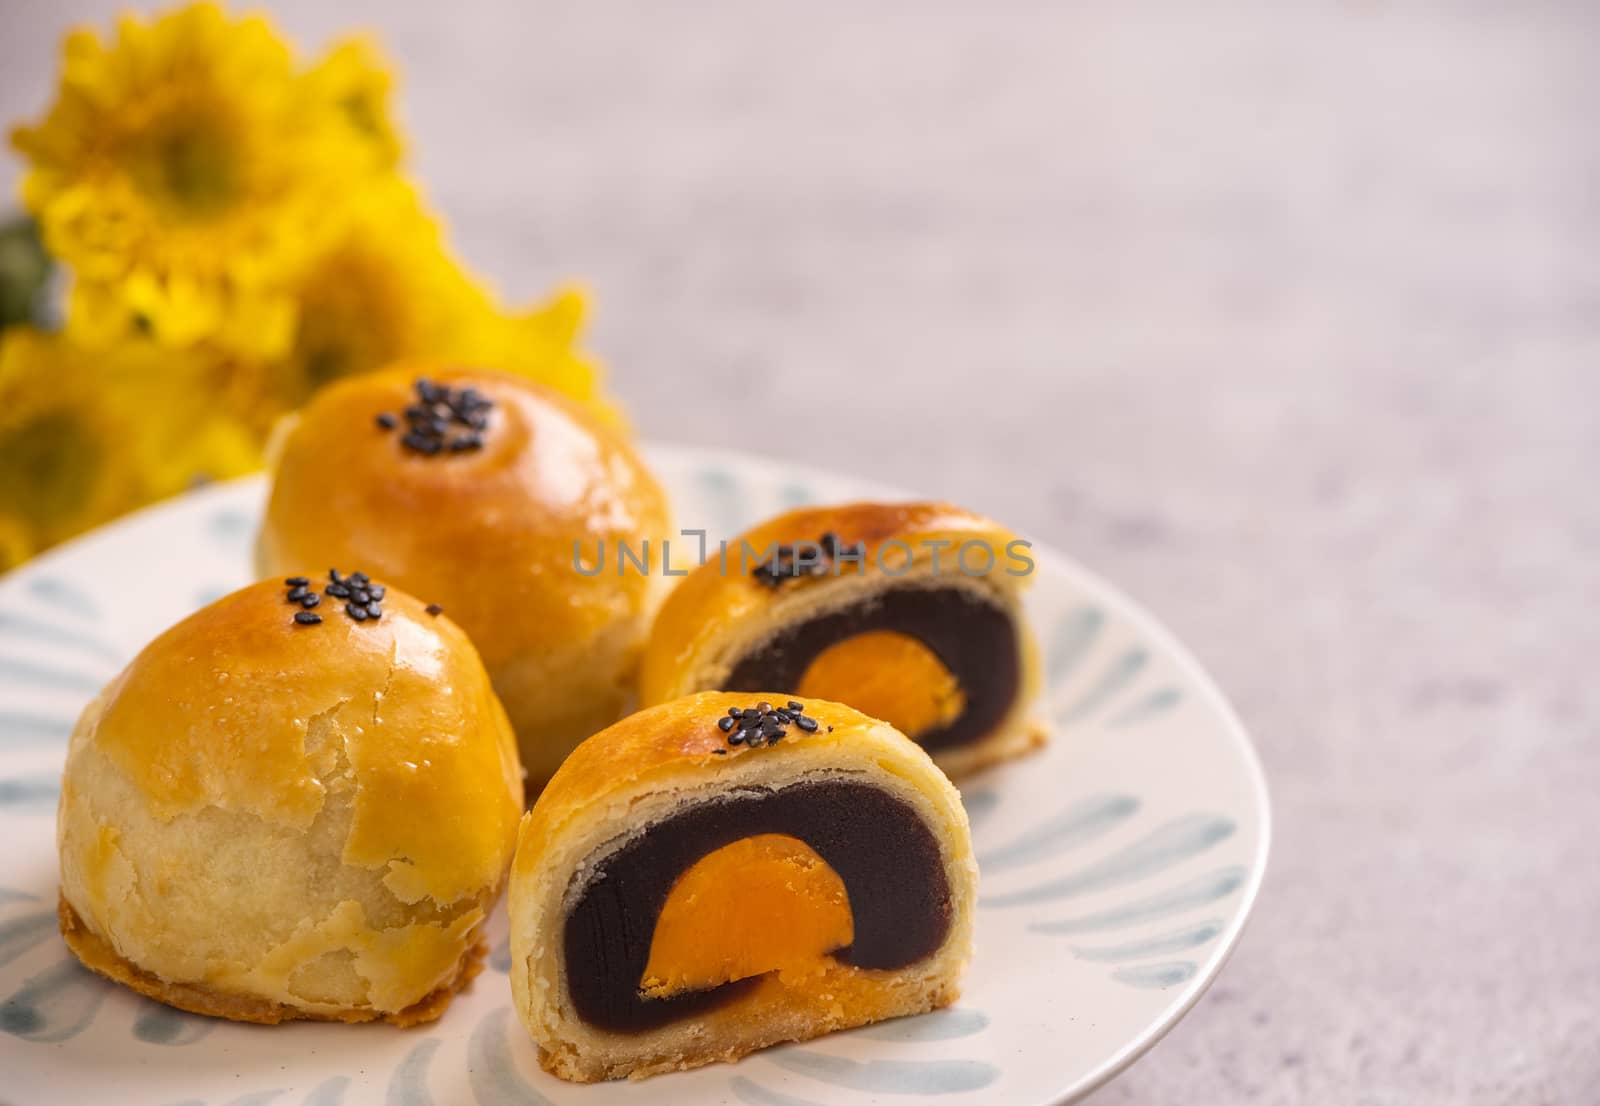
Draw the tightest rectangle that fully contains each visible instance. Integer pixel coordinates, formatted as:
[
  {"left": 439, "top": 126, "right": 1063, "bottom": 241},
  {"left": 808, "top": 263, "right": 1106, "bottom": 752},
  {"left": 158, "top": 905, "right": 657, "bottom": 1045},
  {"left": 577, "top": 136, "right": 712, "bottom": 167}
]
[
  {"left": 285, "top": 576, "right": 310, "bottom": 586},
  {"left": 293, "top": 611, "right": 322, "bottom": 625},
  {"left": 770, "top": 709, "right": 792, "bottom": 723},
  {"left": 756, "top": 701, "right": 772, "bottom": 713},
  {"left": 286, "top": 585, "right": 309, "bottom": 602},
  {"left": 301, "top": 593, "right": 321, "bottom": 608},
  {"left": 728, "top": 708, "right": 743, "bottom": 718},
  {"left": 349, "top": 588, "right": 370, "bottom": 604},
  {"left": 712, "top": 748, "right": 728, "bottom": 756},
  {"left": 376, "top": 412, "right": 398, "bottom": 430},
  {"left": 425, "top": 603, "right": 444, "bottom": 616},
  {"left": 787, "top": 700, "right": 804, "bottom": 712},
  {"left": 741, "top": 708, "right": 760, "bottom": 720},
  {"left": 718, "top": 716, "right": 735, "bottom": 732},
  {"left": 367, "top": 585, "right": 385, "bottom": 600},
  {"left": 329, "top": 568, "right": 343, "bottom": 583},
  {"left": 346, "top": 603, "right": 368, "bottom": 622},
  {"left": 326, "top": 583, "right": 351, "bottom": 598},
  {"left": 365, "top": 602, "right": 382, "bottom": 618},
  {"left": 350, "top": 572, "right": 369, "bottom": 583},
  {"left": 727, "top": 731, "right": 746, "bottom": 745},
  {"left": 795, "top": 715, "right": 819, "bottom": 732}
]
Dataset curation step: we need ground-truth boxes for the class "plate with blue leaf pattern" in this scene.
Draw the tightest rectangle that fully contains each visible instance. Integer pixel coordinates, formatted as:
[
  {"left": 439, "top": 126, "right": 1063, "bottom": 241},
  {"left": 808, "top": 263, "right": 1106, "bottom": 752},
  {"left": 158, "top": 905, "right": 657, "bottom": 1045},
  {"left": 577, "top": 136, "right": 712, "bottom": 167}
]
[{"left": 0, "top": 444, "right": 1269, "bottom": 1106}]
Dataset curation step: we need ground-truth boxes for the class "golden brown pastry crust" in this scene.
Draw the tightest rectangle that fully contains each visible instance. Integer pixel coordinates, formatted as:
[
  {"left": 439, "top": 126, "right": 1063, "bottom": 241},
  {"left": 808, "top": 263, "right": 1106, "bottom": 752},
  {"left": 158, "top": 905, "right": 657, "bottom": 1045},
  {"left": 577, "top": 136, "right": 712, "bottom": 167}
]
[
  {"left": 639, "top": 501, "right": 1042, "bottom": 776},
  {"left": 59, "top": 896, "right": 484, "bottom": 1027},
  {"left": 56, "top": 577, "right": 522, "bottom": 1023},
  {"left": 509, "top": 692, "right": 977, "bottom": 1082},
  {"left": 255, "top": 365, "right": 671, "bottom": 786}
]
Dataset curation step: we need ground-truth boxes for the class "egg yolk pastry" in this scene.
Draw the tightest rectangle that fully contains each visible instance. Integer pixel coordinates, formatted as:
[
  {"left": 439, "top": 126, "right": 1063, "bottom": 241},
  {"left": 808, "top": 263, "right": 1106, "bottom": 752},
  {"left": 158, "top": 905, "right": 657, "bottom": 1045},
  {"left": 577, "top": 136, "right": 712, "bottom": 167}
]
[
  {"left": 640, "top": 502, "right": 1043, "bottom": 777},
  {"left": 56, "top": 573, "right": 523, "bottom": 1025},
  {"left": 507, "top": 692, "right": 976, "bottom": 1082},
  {"left": 256, "top": 367, "right": 671, "bottom": 791}
]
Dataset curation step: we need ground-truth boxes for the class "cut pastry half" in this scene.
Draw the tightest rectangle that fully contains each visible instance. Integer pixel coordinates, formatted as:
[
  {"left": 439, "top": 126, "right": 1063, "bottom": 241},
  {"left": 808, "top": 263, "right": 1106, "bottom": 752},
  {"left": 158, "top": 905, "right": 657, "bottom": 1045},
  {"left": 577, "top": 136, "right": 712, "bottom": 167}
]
[
  {"left": 640, "top": 501, "right": 1044, "bottom": 777},
  {"left": 508, "top": 692, "right": 976, "bottom": 1082}
]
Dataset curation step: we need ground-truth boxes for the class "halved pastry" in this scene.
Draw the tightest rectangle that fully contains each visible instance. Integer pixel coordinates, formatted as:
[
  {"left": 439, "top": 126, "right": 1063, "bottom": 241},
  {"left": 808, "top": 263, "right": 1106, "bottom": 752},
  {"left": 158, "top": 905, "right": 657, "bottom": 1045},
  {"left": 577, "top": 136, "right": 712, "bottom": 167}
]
[
  {"left": 508, "top": 692, "right": 976, "bottom": 1082},
  {"left": 57, "top": 573, "right": 523, "bottom": 1025},
  {"left": 640, "top": 502, "right": 1044, "bottom": 777}
]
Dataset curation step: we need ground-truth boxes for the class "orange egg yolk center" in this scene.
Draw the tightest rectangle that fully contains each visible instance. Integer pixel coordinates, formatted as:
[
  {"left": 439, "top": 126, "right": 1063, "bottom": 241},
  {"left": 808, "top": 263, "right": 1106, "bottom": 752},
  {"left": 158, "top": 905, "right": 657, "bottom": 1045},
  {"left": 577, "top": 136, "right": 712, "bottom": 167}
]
[
  {"left": 796, "top": 630, "right": 966, "bottom": 739},
  {"left": 640, "top": 833, "right": 854, "bottom": 1000}
]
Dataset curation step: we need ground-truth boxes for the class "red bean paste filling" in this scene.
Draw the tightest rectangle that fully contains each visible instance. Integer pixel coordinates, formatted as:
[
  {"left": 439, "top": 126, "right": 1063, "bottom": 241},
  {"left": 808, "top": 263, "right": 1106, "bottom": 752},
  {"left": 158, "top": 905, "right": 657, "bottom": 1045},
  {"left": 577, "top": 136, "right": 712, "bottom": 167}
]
[
  {"left": 563, "top": 779, "right": 951, "bottom": 1032},
  {"left": 724, "top": 585, "right": 1020, "bottom": 752}
]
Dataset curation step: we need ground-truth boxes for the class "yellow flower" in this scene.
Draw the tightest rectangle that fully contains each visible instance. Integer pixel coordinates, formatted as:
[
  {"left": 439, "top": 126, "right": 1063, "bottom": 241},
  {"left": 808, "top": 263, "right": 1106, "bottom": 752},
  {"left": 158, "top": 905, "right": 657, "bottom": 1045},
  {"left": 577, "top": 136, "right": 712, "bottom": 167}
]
[
  {"left": 258, "top": 181, "right": 610, "bottom": 416},
  {"left": 0, "top": 327, "right": 259, "bottom": 561},
  {"left": 304, "top": 36, "right": 404, "bottom": 170},
  {"left": 9, "top": 3, "right": 378, "bottom": 357},
  {"left": 455, "top": 288, "right": 622, "bottom": 423}
]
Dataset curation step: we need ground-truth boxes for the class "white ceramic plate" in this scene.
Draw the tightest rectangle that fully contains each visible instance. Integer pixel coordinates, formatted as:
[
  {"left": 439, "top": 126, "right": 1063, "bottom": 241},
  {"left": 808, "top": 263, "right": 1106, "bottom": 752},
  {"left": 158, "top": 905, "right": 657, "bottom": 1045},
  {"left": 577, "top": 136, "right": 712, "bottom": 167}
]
[{"left": 0, "top": 444, "right": 1268, "bottom": 1106}]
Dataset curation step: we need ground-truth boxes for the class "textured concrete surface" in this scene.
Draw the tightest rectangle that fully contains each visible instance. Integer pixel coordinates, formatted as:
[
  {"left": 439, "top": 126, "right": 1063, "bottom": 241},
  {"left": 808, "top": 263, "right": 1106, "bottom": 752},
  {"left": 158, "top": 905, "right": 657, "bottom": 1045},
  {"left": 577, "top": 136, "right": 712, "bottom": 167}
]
[{"left": 3, "top": 1, "right": 1597, "bottom": 1101}]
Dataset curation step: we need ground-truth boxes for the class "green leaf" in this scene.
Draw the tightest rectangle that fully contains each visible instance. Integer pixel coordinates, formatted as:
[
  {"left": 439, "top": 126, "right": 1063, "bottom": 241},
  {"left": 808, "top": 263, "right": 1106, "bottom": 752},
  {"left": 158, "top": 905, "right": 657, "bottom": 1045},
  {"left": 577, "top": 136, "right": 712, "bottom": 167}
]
[{"left": 0, "top": 216, "right": 54, "bottom": 332}]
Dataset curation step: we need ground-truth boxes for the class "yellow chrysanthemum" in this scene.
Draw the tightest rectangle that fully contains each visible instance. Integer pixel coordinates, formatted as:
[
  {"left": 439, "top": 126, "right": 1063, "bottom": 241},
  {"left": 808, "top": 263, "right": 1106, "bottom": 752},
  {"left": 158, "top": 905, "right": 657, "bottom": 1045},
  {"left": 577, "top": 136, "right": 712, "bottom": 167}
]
[
  {"left": 304, "top": 36, "right": 404, "bottom": 170},
  {"left": 455, "top": 288, "right": 622, "bottom": 423},
  {"left": 0, "top": 327, "right": 259, "bottom": 560},
  {"left": 9, "top": 3, "right": 378, "bottom": 357},
  {"left": 253, "top": 180, "right": 610, "bottom": 416}
]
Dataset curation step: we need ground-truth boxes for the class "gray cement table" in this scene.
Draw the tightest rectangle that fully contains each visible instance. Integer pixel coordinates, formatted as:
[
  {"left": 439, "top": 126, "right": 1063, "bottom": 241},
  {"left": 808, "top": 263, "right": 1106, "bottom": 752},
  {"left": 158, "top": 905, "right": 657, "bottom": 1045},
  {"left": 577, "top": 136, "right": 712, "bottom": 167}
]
[{"left": 4, "top": 2, "right": 1595, "bottom": 1101}]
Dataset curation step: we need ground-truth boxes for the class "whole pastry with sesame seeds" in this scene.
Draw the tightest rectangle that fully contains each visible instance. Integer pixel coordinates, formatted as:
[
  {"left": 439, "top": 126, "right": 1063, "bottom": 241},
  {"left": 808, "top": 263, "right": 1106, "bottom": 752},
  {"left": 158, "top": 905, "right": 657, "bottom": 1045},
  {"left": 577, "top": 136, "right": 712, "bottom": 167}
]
[
  {"left": 507, "top": 692, "right": 976, "bottom": 1082},
  {"left": 55, "top": 574, "right": 523, "bottom": 1025},
  {"left": 255, "top": 366, "right": 672, "bottom": 791}
]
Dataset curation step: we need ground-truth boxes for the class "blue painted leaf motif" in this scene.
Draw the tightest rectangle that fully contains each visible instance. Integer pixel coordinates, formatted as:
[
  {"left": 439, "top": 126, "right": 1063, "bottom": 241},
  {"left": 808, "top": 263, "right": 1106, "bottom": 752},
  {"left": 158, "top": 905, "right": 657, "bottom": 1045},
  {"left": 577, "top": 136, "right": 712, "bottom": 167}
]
[
  {"left": 1106, "top": 687, "right": 1183, "bottom": 728},
  {"left": 221, "top": 1091, "right": 284, "bottom": 1106},
  {"left": 729, "top": 1076, "right": 833, "bottom": 1106},
  {"left": 976, "top": 794, "right": 1138, "bottom": 873},
  {"left": 208, "top": 509, "right": 254, "bottom": 545},
  {"left": 984, "top": 814, "right": 1236, "bottom": 908},
  {"left": 26, "top": 576, "right": 100, "bottom": 619},
  {"left": 468, "top": 1007, "right": 553, "bottom": 1105},
  {"left": 1028, "top": 866, "right": 1248, "bottom": 934},
  {"left": 386, "top": 1038, "right": 441, "bottom": 1106},
  {"left": 0, "top": 710, "right": 75, "bottom": 748},
  {"left": 133, "top": 1001, "right": 216, "bottom": 1046},
  {"left": 301, "top": 1075, "right": 351, "bottom": 1106},
  {"left": 695, "top": 467, "right": 749, "bottom": 536},
  {"left": 0, "top": 775, "right": 60, "bottom": 811},
  {"left": 1112, "top": 961, "right": 1198, "bottom": 989},
  {"left": 1056, "top": 648, "right": 1148, "bottom": 725},
  {"left": 0, "top": 959, "right": 111, "bottom": 1042},
  {"left": 766, "top": 1049, "right": 999, "bottom": 1094},
  {"left": 777, "top": 482, "right": 815, "bottom": 510},
  {"left": 1047, "top": 605, "right": 1104, "bottom": 686},
  {"left": 851, "top": 1007, "right": 990, "bottom": 1042},
  {"left": 960, "top": 788, "right": 999, "bottom": 832},
  {"left": 1070, "top": 919, "right": 1226, "bottom": 962},
  {"left": 0, "top": 910, "right": 56, "bottom": 968},
  {"left": 0, "top": 611, "right": 123, "bottom": 663},
  {"left": 0, "top": 656, "right": 104, "bottom": 693}
]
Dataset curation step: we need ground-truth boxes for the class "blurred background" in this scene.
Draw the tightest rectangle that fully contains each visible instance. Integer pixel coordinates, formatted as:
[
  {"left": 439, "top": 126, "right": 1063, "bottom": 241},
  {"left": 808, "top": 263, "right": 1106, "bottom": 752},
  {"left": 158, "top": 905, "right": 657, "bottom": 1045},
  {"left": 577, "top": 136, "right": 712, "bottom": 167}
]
[{"left": 2, "top": 0, "right": 1595, "bottom": 1101}]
